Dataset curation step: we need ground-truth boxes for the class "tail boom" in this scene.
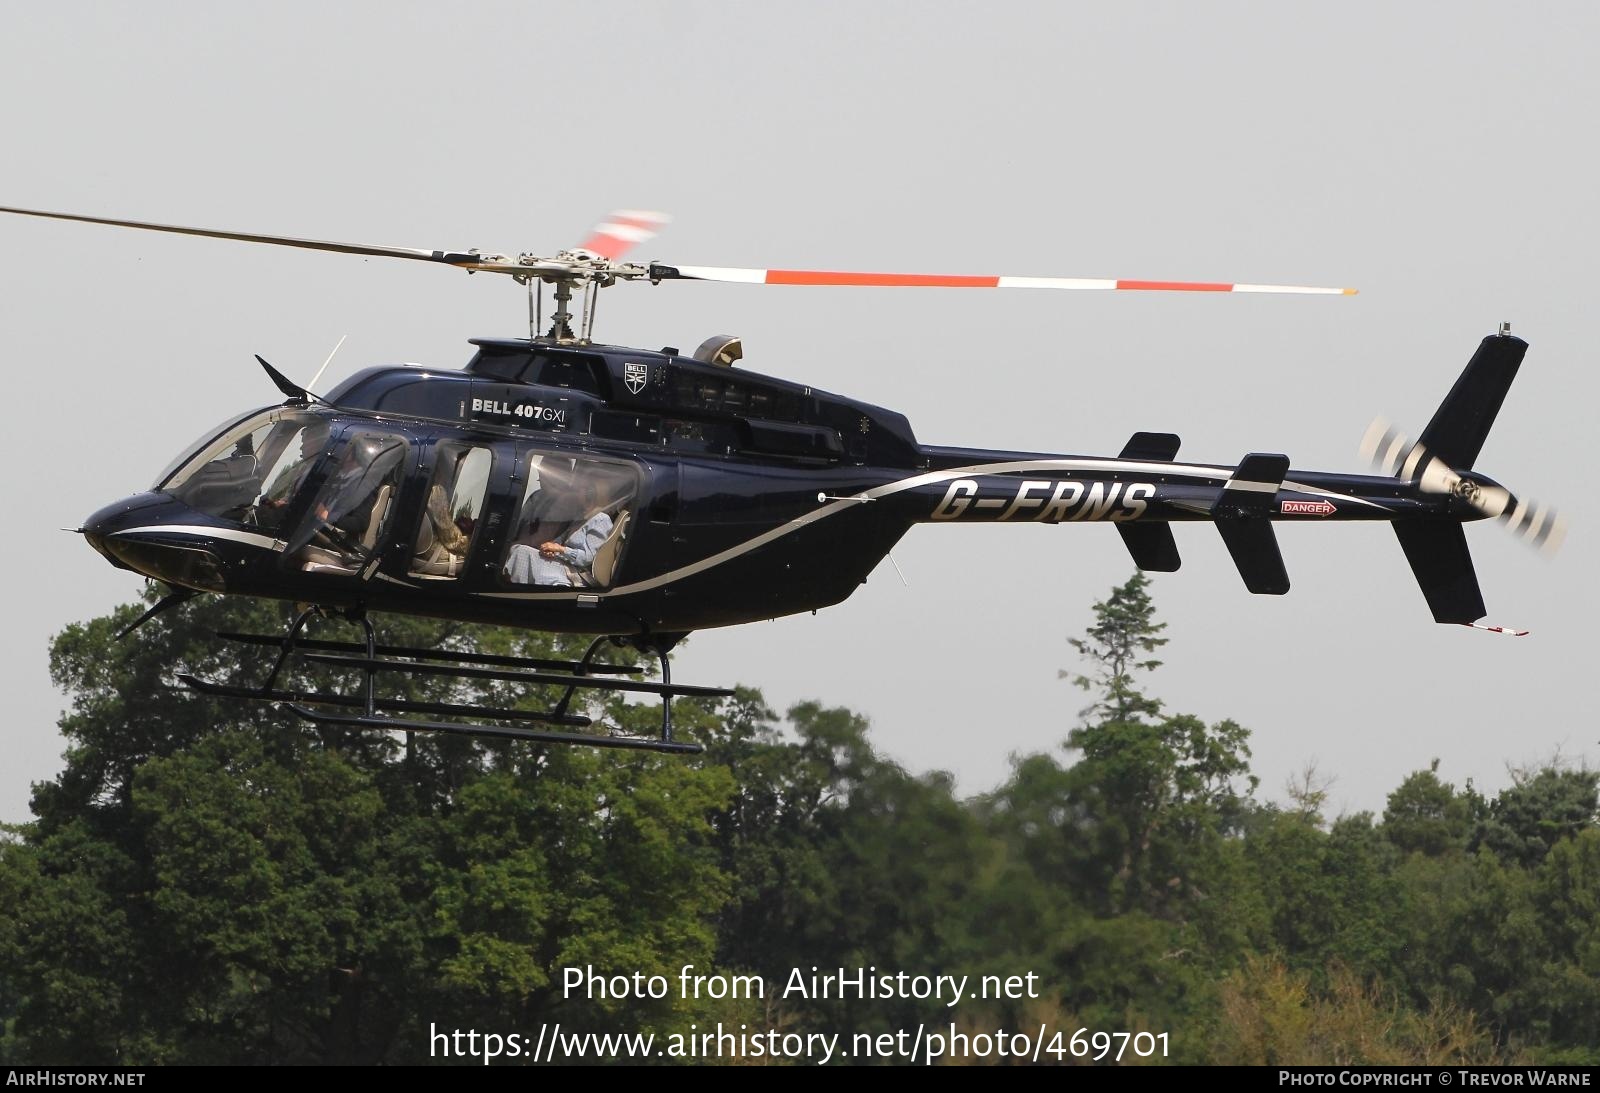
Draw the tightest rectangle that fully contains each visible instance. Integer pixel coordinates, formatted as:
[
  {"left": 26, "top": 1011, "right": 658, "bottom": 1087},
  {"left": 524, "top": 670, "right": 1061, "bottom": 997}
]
[{"left": 911, "top": 329, "right": 1541, "bottom": 626}]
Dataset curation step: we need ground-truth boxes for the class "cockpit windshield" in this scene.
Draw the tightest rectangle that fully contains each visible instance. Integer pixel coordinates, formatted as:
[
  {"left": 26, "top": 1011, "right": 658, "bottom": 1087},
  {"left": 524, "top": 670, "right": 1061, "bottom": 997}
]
[
  {"left": 158, "top": 408, "right": 334, "bottom": 527},
  {"left": 152, "top": 409, "right": 260, "bottom": 491}
]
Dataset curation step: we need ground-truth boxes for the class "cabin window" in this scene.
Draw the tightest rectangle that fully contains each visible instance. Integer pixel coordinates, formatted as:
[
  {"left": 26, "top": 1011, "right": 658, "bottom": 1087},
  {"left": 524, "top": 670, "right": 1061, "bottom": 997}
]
[
  {"left": 293, "top": 431, "right": 408, "bottom": 575},
  {"left": 410, "top": 444, "right": 491, "bottom": 579},
  {"left": 503, "top": 451, "right": 637, "bottom": 589}
]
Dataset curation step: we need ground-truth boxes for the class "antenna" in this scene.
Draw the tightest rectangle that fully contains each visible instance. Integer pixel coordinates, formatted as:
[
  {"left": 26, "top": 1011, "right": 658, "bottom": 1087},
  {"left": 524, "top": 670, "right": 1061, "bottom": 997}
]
[{"left": 307, "top": 334, "right": 348, "bottom": 396}]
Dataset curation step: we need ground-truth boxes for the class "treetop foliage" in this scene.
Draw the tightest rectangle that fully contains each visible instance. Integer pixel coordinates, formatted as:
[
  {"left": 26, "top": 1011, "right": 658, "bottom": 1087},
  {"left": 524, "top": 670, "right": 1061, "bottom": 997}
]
[
  {"left": 1063, "top": 571, "right": 1168, "bottom": 725},
  {"left": 1, "top": 578, "right": 1594, "bottom": 1064}
]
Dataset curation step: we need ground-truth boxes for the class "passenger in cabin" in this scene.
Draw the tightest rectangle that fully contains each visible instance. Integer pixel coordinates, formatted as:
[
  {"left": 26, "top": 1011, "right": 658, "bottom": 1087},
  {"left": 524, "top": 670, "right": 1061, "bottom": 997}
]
[
  {"left": 514, "top": 471, "right": 585, "bottom": 549},
  {"left": 504, "top": 476, "right": 621, "bottom": 587},
  {"left": 422, "top": 483, "right": 471, "bottom": 558}
]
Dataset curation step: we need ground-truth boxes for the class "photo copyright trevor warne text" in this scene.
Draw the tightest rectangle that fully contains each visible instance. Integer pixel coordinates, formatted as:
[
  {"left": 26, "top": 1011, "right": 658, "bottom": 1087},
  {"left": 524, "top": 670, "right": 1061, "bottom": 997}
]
[
  {"left": 1280, "top": 1072, "right": 1591, "bottom": 1086},
  {"left": 429, "top": 964, "right": 1171, "bottom": 1064}
]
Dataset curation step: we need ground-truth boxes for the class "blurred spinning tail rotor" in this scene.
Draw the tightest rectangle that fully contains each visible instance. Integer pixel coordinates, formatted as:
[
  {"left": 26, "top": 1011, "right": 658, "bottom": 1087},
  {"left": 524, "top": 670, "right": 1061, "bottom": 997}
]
[
  {"left": 1352, "top": 330, "right": 1561, "bottom": 635},
  {"left": 1360, "top": 417, "right": 1566, "bottom": 555}
]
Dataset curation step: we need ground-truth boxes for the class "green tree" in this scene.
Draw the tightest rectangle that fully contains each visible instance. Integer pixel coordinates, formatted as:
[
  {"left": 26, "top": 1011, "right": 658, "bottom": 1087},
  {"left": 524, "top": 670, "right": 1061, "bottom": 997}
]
[
  {"left": 1390, "top": 766, "right": 1600, "bottom": 1061},
  {"left": 1525, "top": 828, "right": 1600, "bottom": 1060},
  {"left": 1243, "top": 807, "right": 1403, "bottom": 984},
  {"left": 2, "top": 594, "right": 741, "bottom": 1063},
  {"left": 1214, "top": 956, "right": 1502, "bottom": 1065},
  {"left": 16, "top": 576, "right": 1599, "bottom": 1065},
  {"left": 1055, "top": 574, "right": 1257, "bottom": 918},
  {"left": 1472, "top": 766, "right": 1599, "bottom": 868},
  {"left": 704, "top": 698, "right": 994, "bottom": 1035},
  {"left": 1061, "top": 572, "right": 1168, "bottom": 725},
  {"left": 1382, "top": 760, "right": 1485, "bottom": 857}
]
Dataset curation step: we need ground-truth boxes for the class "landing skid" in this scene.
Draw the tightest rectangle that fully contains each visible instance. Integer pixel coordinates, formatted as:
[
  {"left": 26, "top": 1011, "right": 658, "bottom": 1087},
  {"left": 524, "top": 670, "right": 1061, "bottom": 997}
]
[{"left": 178, "top": 607, "right": 722, "bottom": 754}]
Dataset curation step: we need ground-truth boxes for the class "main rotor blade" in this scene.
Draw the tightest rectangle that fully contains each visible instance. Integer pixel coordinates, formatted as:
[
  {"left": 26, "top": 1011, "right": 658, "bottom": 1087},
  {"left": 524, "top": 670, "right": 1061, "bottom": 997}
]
[
  {"left": 650, "top": 263, "right": 1357, "bottom": 295},
  {"left": 577, "top": 210, "right": 670, "bottom": 261},
  {"left": 0, "top": 204, "right": 577, "bottom": 278},
  {"left": 0, "top": 203, "right": 489, "bottom": 264}
]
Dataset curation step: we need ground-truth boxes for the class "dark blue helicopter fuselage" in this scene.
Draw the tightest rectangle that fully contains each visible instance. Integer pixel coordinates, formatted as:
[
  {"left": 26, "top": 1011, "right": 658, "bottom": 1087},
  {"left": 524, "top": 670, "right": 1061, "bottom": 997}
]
[{"left": 82, "top": 336, "right": 1496, "bottom": 641}]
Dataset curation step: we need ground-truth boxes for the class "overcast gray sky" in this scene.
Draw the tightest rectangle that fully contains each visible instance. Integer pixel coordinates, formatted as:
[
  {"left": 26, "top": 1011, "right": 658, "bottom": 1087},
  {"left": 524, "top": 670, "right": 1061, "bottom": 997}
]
[{"left": 2, "top": 1, "right": 1594, "bottom": 822}]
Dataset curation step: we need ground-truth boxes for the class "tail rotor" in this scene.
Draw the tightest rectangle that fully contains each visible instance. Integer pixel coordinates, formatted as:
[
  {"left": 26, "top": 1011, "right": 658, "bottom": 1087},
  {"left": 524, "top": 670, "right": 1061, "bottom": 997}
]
[
  {"left": 1361, "top": 416, "right": 1565, "bottom": 555},
  {"left": 1360, "top": 329, "right": 1563, "bottom": 633}
]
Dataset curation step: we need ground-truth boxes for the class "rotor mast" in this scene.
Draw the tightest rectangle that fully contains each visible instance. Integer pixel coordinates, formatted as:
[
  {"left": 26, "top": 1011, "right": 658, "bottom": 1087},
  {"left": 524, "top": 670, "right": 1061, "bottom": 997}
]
[
  {"left": 548, "top": 278, "right": 576, "bottom": 342},
  {"left": 518, "top": 262, "right": 627, "bottom": 344},
  {"left": 525, "top": 210, "right": 673, "bottom": 344}
]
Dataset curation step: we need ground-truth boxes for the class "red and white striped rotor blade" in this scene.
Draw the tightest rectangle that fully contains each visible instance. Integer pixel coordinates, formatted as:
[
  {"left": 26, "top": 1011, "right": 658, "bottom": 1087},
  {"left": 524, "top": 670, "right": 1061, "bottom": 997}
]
[
  {"left": 577, "top": 210, "right": 671, "bottom": 261},
  {"left": 653, "top": 264, "right": 1356, "bottom": 295}
]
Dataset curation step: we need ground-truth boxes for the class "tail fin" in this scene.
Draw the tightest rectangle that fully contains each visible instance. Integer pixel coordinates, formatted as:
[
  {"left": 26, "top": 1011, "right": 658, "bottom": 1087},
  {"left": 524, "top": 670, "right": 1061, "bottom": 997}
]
[
  {"left": 1393, "top": 522, "right": 1486, "bottom": 624},
  {"left": 1390, "top": 330, "right": 1527, "bottom": 625},
  {"left": 1418, "top": 332, "right": 1527, "bottom": 471}
]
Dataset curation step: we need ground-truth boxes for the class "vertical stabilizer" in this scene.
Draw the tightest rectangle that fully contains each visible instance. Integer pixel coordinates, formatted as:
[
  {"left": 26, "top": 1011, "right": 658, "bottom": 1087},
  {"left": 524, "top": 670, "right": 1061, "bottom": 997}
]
[
  {"left": 1417, "top": 333, "right": 1526, "bottom": 471},
  {"left": 1393, "top": 522, "right": 1486, "bottom": 624}
]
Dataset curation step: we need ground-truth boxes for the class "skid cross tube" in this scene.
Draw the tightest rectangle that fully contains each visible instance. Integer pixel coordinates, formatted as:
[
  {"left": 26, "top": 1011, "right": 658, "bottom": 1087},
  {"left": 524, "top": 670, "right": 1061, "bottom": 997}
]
[
  {"left": 284, "top": 706, "right": 703, "bottom": 754},
  {"left": 296, "top": 652, "right": 733, "bottom": 698},
  {"left": 178, "top": 674, "right": 593, "bottom": 727},
  {"left": 217, "top": 631, "right": 643, "bottom": 676},
  {"left": 181, "top": 613, "right": 720, "bottom": 753}
]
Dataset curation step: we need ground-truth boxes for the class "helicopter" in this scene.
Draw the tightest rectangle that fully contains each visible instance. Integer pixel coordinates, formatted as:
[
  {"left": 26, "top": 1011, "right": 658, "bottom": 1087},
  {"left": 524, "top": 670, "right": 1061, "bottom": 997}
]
[{"left": 0, "top": 205, "right": 1563, "bottom": 755}]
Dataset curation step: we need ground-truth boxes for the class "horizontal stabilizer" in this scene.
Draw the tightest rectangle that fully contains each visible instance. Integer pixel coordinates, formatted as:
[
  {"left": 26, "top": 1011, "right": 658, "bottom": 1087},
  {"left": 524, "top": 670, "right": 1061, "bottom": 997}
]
[
  {"left": 1393, "top": 522, "right": 1486, "bottom": 624},
  {"left": 1418, "top": 333, "right": 1526, "bottom": 471},
  {"left": 1215, "top": 518, "right": 1290, "bottom": 595},
  {"left": 1213, "top": 453, "right": 1290, "bottom": 518},
  {"left": 1120, "top": 431, "right": 1181, "bottom": 461},
  {"left": 1117, "top": 523, "right": 1181, "bottom": 571}
]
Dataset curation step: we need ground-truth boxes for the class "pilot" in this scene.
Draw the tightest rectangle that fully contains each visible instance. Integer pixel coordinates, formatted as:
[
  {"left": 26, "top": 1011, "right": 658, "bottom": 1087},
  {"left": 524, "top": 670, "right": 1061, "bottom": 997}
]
[
  {"left": 504, "top": 476, "right": 620, "bottom": 587},
  {"left": 323, "top": 436, "right": 402, "bottom": 533},
  {"left": 288, "top": 433, "right": 404, "bottom": 561},
  {"left": 261, "top": 420, "right": 332, "bottom": 513}
]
